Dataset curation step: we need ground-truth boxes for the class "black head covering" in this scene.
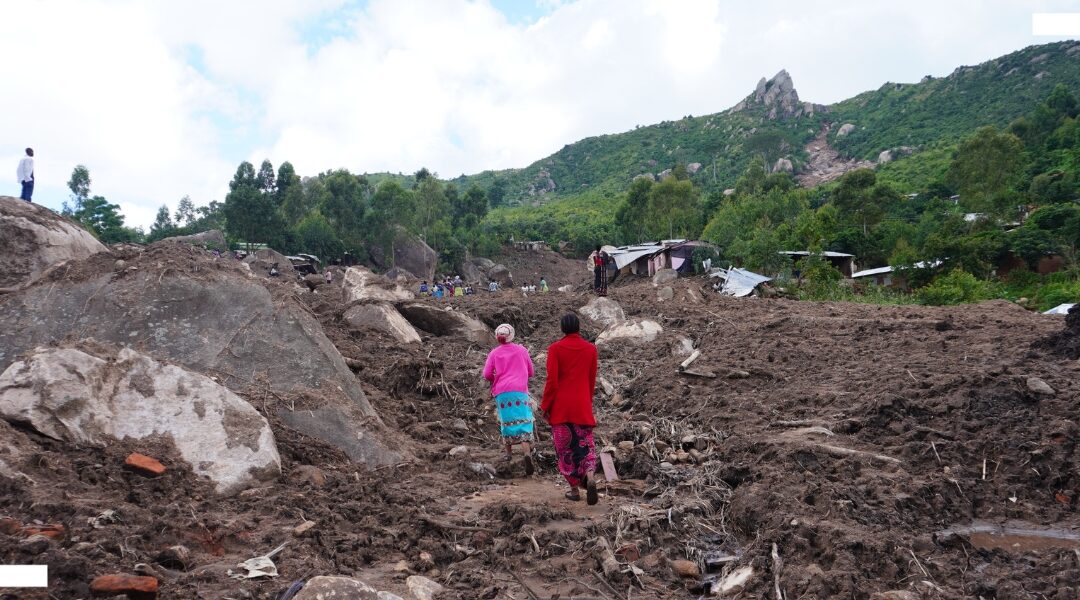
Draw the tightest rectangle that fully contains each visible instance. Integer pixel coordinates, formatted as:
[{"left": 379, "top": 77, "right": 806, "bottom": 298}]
[{"left": 560, "top": 313, "right": 580, "bottom": 335}]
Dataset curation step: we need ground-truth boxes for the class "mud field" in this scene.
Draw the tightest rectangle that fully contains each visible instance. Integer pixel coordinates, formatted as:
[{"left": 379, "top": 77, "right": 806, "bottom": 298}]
[{"left": 1, "top": 244, "right": 1078, "bottom": 600}]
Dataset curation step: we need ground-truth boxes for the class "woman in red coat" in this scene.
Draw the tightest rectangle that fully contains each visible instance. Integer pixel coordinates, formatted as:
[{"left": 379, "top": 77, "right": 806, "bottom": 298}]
[{"left": 541, "top": 313, "right": 600, "bottom": 504}]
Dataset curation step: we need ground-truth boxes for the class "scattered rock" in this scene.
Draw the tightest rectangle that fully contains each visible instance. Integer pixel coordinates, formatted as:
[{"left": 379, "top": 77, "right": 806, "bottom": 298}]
[
  {"left": 878, "top": 150, "right": 893, "bottom": 164},
  {"left": 714, "top": 565, "right": 753, "bottom": 594},
  {"left": 343, "top": 302, "right": 422, "bottom": 344},
  {"left": 0, "top": 196, "right": 107, "bottom": 290},
  {"left": 1026, "top": 377, "right": 1055, "bottom": 396},
  {"left": 450, "top": 418, "right": 469, "bottom": 431},
  {"left": 19, "top": 534, "right": 51, "bottom": 555},
  {"left": 114, "top": 259, "right": 127, "bottom": 272},
  {"left": 89, "top": 574, "right": 159, "bottom": 597},
  {"left": 836, "top": 123, "right": 855, "bottom": 137},
  {"left": 652, "top": 269, "right": 678, "bottom": 287},
  {"left": 772, "top": 157, "right": 794, "bottom": 173},
  {"left": 378, "top": 593, "right": 406, "bottom": 600},
  {"left": 657, "top": 286, "right": 674, "bottom": 301},
  {"left": 124, "top": 453, "right": 166, "bottom": 477},
  {"left": 579, "top": 297, "right": 626, "bottom": 327},
  {"left": 671, "top": 335, "right": 695, "bottom": 357},
  {"left": 154, "top": 545, "right": 190, "bottom": 570},
  {"left": 596, "top": 319, "right": 663, "bottom": 346},
  {"left": 291, "top": 465, "right": 327, "bottom": 488},
  {"left": 0, "top": 346, "right": 281, "bottom": 495},
  {"left": 406, "top": 575, "right": 445, "bottom": 600},
  {"left": 161, "top": 229, "right": 227, "bottom": 250},
  {"left": 727, "top": 369, "right": 751, "bottom": 379},
  {"left": 293, "top": 575, "right": 378, "bottom": 600},
  {"left": 670, "top": 559, "right": 700, "bottom": 578},
  {"left": 243, "top": 247, "right": 296, "bottom": 278},
  {"left": 487, "top": 264, "right": 515, "bottom": 289},
  {"left": 870, "top": 592, "right": 919, "bottom": 600},
  {"left": 448, "top": 445, "right": 469, "bottom": 457},
  {"left": 368, "top": 228, "right": 438, "bottom": 282},
  {"left": 293, "top": 521, "right": 316, "bottom": 537}
]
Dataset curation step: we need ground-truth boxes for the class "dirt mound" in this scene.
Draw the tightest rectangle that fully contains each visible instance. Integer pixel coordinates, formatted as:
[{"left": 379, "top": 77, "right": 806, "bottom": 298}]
[
  {"left": 0, "top": 195, "right": 107, "bottom": 290},
  {"left": 1034, "top": 304, "right": 1080, "bottom": 358}
]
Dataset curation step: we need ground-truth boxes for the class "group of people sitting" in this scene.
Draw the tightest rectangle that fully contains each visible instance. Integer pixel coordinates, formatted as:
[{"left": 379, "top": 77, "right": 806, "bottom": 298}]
[
  {"left": 519, "top": 277, "right": 549, "bottom": 294},
  {"left": 419, "top": 275, "right": 476, "bottom": 298}
]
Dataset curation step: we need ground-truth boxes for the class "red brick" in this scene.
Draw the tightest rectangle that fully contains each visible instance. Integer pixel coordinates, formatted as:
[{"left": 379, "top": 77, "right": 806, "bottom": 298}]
[
  {"left": 90, "top": 574, "right": 159, "bottom": 596},
  {"left": 125, "top": 453, "right": 166, "bottom": 476},
  {"left": 23, "top": 523, "right": 65, "bottom": 539},
  {"left": 0, "top": 517, "right": 22, "bottom": 535}
]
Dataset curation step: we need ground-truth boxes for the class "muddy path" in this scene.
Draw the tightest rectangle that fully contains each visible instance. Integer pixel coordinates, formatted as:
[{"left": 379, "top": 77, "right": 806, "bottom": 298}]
[{"left": 1, "top": 250, "right": 1078, "bottom": 599}]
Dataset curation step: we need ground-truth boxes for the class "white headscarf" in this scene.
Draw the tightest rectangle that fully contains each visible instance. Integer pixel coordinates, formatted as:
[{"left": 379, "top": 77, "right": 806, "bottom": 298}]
[{"left": 495, "top": 323, "right": 515, "bottom": 344}]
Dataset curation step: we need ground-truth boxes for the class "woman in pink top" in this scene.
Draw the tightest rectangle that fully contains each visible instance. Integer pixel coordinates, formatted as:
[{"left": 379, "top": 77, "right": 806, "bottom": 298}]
[{"left": 483, "top": 323, "right": 536, "bottom": 476}]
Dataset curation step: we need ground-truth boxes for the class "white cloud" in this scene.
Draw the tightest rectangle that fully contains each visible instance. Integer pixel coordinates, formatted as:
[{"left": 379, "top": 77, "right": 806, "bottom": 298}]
[{"left": 0, "top": 0, "right": 1076, "bottom": 227}]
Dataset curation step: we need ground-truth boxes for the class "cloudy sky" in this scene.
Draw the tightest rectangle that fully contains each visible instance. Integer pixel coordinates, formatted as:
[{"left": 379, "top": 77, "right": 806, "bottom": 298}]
[{"left": 1, "top": 0, "right": 1076, "bottom": 228}]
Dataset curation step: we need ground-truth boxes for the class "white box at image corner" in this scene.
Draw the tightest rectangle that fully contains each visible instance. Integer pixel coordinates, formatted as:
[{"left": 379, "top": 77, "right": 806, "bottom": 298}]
[{"left": 0, "top": 565, "right": 48, "bottom": 587}]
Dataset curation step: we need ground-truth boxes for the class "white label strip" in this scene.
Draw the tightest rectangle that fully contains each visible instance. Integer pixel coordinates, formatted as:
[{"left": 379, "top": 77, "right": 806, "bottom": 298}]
[
  {"left": 1032, "top": 13, "right": 1080, "bottom": 36},
  {"left": 0, "top": 565, "right": 48, "bottom": 587}
]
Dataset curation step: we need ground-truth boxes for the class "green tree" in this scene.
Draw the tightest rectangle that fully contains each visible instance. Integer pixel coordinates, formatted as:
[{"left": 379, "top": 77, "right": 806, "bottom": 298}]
[
  {"left": 646, "top": 177, "right": 700, "bottom": 240},
  {"left": 488, "top": 176, "right": 508, "bottom": 208},
  {"left": 224, "top": 161, "right": 283, "bottom": 247},
  {"left": 175, "top": 195, "right": 196, "bottom": 228},
  {"left": 256, "top": 160, "right": 277, "bottom": 196},
  {"left": 414, "top": 177, "right": 450, "bottom": 253},
  {"left": 65, "top": 165, "right": 91, "bottom": 214},
  {"left": 946, "top": 126, "right": 1026, "bottom": 216},
  {"left": 292, "top": 212, "right": 344, "bottom": 259},
  {"left": 832, "top": 168, "right": 892, "bottom": 234},
  {"left": 614, "top": 177, "right": 653, "bottom": 243},
  {"left": 148, "top": 205, "right": 176, "bottom": 241},
  {"left": 74, "top": 196, "right": 135, "bottom": 243}
]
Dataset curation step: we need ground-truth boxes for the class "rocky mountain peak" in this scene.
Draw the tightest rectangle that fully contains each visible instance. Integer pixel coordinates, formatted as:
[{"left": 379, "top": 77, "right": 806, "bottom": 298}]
[{"left": 732, "top": 69, "right": 825, "bottom": 120}]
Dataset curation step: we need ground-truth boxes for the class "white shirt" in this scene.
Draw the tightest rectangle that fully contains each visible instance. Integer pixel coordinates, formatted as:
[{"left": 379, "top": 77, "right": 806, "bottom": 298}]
[{"left": 17, "top": 157, "right": 33, "bottom": 183}]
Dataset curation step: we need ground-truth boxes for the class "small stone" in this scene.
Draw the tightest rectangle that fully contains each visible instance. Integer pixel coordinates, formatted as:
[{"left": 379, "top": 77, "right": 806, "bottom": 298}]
[
  {"left": 727, "top": 369, "right": 751, "bottom": 379},
  {"left": 293, "top": 521, "right": 316, "bottom": 536},
  {"left": 125, "top": 453, "right": 166, "bottom": 477},
  {"left": 291, "top": 465, "right": 327, "bottom": 488},
  {"left": 688, "top": 449, "right": 704, "bottom": 463},
  {"left": 659, "top": 462, "right": 674, "bottom": 470},
  {"left": 1026, "top": 377, "right": 1055, "bottom": 396},
  {"left": 657, "top": 286, "right": 674, "bottom": 301},
  {"left": 450, "top": 418, "right": 469, "bottom": 431},
  {"left": 675, "top": 451, "right": 691, "bottom": 463},
  {"left": 654, "top": 440, "right": 670, "bottom": 453},
  {"left": 154, "top": 545, "right": 190, "bottom": 569},
  {"left": 406, "top": 575, "right": 445, "bottom": 600},
  {"left": 0, "top": 517, "right": 21, "bottom": 535},
  {"left": 393, "top": 560, "right": 411, "bottom": 573},
  {"left": 89, "top": 574, "right": 159, "bottom": 596},
  {"left": 114, "top": 259, "right": 126, "bottom": 272},
  {"left": 448, "top": 445, "right": 469, "bottom": 457},
  {"left": 378, "top": 593, "right": 406, "bottom": 600},
  {"left": 293, "top": 576, "right": 377, "bottom": 600},
  {"left": 670, "top": 559, "right": 700, "bottom": 578},
  {"left": 19, "top": 534, "right": 51, "bottom": 555},
  {"left": 417, "top": 551, "right": 435, "bottom": 569},
  {"left": 617, "top": 441, "right": 635, "bottom": 452}
]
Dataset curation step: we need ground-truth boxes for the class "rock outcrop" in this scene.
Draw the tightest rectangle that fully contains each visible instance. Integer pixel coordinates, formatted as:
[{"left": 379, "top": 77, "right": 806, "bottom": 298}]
[
  {"left": 369, "top": 228, "right": 437, "bottom": 282},
  {"left": 343, "top": 267, "right": 414, "bottom": 303},
  {"left": 731, "top": 70, "right": 825, "bottom": 120},
  {"left": 0, "top": 243, "right": 403, "bottom": 468},
  {"left": 0, "top": 196, "right": 107, "bottom": 290},
  {"left": 596, "top": 319, "right": 664, "bottom": 346},
  {"left": 0, "top": 345, "right": 280, "bottom": 495}
]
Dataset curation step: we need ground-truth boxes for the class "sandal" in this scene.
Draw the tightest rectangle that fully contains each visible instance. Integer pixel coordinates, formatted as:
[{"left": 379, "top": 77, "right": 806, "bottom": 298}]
[
  {"left": 586, "top": 474, "right": 598, "bottom": 506},
  {"left": 523, "top": 454, "right": 534, "bottom": 477},
  {"left": 564, "top": 490, "right": 581, "bottom": 501}
]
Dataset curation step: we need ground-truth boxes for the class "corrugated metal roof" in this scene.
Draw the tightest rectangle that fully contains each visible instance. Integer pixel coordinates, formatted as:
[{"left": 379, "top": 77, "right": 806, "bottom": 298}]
[
  {"left": 779, "top": 250, "right": 854, "bottom": 258},
  {"left": 712, "top": 267, "right": 772, "bottom": 297}
]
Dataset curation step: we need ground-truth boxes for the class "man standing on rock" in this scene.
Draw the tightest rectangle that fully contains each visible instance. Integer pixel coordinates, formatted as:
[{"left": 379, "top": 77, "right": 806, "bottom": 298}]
[
  {"left": 541, "top": 313, "right": 600, "bottom": 505},
  {"left": 17, "top": 148, "right": 34, "bottom": 202}
]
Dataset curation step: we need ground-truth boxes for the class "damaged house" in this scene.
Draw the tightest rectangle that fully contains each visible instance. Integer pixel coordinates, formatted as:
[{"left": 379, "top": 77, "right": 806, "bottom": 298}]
[{"left": 604, "top": 240, "right": 717, "bottom": 278}]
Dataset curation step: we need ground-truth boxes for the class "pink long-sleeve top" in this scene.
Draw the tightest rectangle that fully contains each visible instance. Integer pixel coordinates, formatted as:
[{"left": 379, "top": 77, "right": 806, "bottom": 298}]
[{"left": 482, "top": 342, "right": 534, "bottom": 396}]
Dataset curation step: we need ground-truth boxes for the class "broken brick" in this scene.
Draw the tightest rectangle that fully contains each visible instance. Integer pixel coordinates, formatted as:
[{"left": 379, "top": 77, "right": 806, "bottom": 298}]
[
  {"left": 90, "top": 574, "right": 159, "bottom": 597},
  {"left": 125, "top": 453, "right": 166, "bottom": 476},
  {"left": 23, "top": 523, "right": 65, "bottom": 540},
  {"left": 0, "top": 517, "right": 22, "bottom": 535}
]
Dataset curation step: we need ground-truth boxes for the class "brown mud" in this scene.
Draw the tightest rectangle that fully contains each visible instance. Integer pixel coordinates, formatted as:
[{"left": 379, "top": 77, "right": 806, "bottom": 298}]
[{"left": 1, "top": 245, "right": 1078, "bottom": 599}]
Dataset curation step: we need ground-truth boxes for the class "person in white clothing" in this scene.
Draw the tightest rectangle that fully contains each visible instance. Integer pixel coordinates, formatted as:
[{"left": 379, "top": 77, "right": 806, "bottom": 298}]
[{"left": 17, "top": 148, "right": 34, "bottom": 202}]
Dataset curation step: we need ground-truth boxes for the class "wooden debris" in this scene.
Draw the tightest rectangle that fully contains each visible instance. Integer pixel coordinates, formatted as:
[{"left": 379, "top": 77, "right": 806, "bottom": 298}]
[
  {"left": 599, "top": 452, "right": 619, "bottom": 482},
  {"left": 678, "top": 350, "right": 701, "bottom": 371},
  {"left": 678, "top": 369, "right": 716, "bottom": 379},
  {"left": 810, "top": 443, "right": 901, "bottom": 465}
]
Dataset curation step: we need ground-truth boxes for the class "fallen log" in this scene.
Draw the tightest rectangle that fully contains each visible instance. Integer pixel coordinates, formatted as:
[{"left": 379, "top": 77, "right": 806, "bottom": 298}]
[{"left": 810, "top": 443, "right": 901, "bottom": 465}]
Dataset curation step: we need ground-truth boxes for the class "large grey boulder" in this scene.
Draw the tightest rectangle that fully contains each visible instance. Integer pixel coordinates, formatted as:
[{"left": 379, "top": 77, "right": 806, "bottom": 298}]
[
  {"left": 344, "top": 303, "right": 421, "bottom": 344},
  {"left": 0, "top": 196, "right": 107, "bottom": 290},
  {"left": 836, "top": 123, "right": 855, "bottom": 137},
  {"left": 487, "top": 264, "right": 514, "bottom": 288},
  {"left": 579, "top": 297, "right": 626, "bottom": 328},
  {"left": 0, "top": 346, "right": 280, "bottom": 495},
  {"left": 596, "top": 319, "right": 663, "bottom": 346},
  {"left": 343, "top": 267, "right": 413, "bottom": 303},
  {"left": 369, "top": 228, "right": 437, "bottom": 282},
  {"left": 652, "top": 268, "right": 678, "bottom": 287},
  {"left": 459, "top": 260, "right": 485, "bottom": 285},
  {"left": 294, "top": 576, "right": 378, "bottom": 600},
  {"left": 161, "top": 229, "right": 227, "bottom": 250},
  {"left": 243, "top": 247, "right": 295, "bottom": 277},
  {"left": 0, "top": 248, "right": 403, "bottom": 468},
  {"left": 396, "top": 302, "right": 496, "bottom": 345}
]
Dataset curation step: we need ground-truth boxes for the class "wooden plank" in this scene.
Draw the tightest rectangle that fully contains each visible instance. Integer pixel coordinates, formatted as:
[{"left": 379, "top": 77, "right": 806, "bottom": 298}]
[{"left": 599, "top": 452, "right": 618, "bottom": 481}]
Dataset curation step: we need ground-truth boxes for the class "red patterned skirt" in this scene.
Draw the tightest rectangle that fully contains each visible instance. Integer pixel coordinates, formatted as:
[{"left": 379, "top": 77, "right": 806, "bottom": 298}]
[{"left": 551, "top": 423, "right": 597, "bottom": 487}]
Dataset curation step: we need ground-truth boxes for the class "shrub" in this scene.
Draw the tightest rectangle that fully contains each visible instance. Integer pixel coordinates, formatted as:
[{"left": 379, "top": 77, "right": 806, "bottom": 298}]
[{"left": 918, "top": 269, "right": 1001, "bottom": 305}]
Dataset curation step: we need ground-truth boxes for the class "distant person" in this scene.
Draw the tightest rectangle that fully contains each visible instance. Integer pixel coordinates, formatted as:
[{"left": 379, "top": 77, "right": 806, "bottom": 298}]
[
  {"left": 269, "top": 263, "right": 280, "bottom": 277},
  {"left": 419, "top": 280, "right": 430, "bottom": 296},
  {"left": 590, "top": 246, "right": 603, "bottom": 294},
  {"left": 488, "top": 281, "right": 499, "bottom": 292},
  {"left": 433, "top": 284, "right": 444, "bottom": 299},
  {"left": 597, "top": 250, "right": 609, "bottom": 297},
  {"left": 465, "top": 285, "right": 475, "bottom": 296},
  {"left": 541, "top": 313, "right": 599, "bottom": 505},
  {"left": 454, "top": 284, "right": 464, "bottom": 297},
  {"left": 540, "top": 277, "right": 549, "bottom": 293},
  {"left": 324, "top": 269, "right": 333, "bottom": 284},
  {"left": 16, "top": 148, "right": 34, "bottom": 202},
  {"left": 453, "top": 275, "right": 463, "bottom": 286},
  {"left": 483, "top": 324, "right": 536, "bottom": 476}
]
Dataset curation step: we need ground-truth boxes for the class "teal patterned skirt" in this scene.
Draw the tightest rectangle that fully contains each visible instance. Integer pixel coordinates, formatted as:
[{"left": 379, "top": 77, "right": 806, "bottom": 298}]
[{"left": 495, "top": 391, "right": 534, "bottom": 443}]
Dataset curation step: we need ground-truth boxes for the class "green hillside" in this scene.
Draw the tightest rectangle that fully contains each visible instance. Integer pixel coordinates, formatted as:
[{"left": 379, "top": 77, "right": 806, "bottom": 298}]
[{"left": 458, "top": 41, "right": 1080, "bottom": 206}]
